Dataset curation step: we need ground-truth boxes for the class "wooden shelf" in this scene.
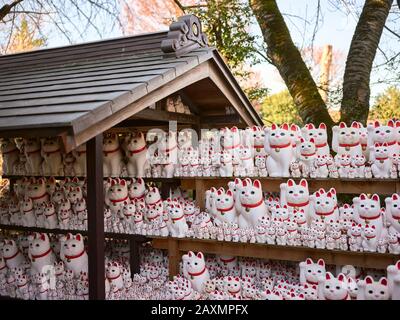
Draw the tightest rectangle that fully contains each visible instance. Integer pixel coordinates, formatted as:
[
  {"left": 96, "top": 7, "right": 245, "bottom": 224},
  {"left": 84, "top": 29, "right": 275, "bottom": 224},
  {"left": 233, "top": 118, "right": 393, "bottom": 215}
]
[
  {"left": 151, "top": 237, "right": 399, "bottom": 274},
  {"left": 0, "top": 224, "right": 148, "bottom": 242},
  {"left": 2, "top": 175, "right": 399, "bottom": 195}
]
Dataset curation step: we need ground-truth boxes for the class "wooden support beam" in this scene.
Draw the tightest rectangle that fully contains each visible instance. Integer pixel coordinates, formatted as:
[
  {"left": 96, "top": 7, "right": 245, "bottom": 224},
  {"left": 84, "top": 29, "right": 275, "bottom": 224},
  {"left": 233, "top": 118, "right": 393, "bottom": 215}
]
[
  {"left": 87, "top": 134, "right": 105, "bottom": 300},
  {"left": 129, "top": 239, "right": 140, "bottom": 276},
  {"left": 167, "top": 238, "right": 180, "bottom": 279},
  {"left": 195, "top": 179, "right": 206, "bottom": 210},
  {"left": 131, "top": 108, "right": 200, "bottom": 125},
  {"left": 152, "top": 237, "right": 398, "bottom": 271}
]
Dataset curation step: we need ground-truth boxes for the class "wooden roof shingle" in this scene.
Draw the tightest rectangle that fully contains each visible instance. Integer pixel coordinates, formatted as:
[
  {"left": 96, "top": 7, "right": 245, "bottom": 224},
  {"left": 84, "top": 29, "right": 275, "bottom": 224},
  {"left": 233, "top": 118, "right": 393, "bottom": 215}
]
[{"left": 0, "top": 15, "right": 262, "bottom": 151}]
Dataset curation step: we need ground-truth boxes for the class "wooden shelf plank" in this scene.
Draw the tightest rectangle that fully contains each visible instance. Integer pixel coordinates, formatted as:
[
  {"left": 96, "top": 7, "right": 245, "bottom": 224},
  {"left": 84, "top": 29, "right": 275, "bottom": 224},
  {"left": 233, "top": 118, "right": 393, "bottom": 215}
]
[
  {"left": 0, "top": 224, "right": 148, "bottom": 242},
  {"left": 151, "top": 237, "right": 399, "bottom": 270},
  {"left": 2, "top": 176, "right": 398, "bottom": 195}
]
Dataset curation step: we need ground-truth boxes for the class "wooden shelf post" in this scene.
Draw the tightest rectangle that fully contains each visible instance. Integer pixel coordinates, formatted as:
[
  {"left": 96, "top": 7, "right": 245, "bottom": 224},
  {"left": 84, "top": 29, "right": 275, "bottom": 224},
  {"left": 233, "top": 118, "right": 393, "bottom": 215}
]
[
  {"left": 195, "top": 179, "right": 206, "bottom": 210},
  {"left": 168, "top": 238, "right": 180, "bottom": 279},
  {"left": 87, "top": 134, "right": 105, "bottom": 300},
  {"left": 129, "top": 239, "right": 140, "bottom": 275}
]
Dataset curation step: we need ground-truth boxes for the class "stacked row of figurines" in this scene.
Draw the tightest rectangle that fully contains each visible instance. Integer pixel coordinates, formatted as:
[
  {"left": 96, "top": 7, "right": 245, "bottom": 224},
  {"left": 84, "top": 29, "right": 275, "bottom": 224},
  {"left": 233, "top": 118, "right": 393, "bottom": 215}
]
[
  {"left": 2, "top": 120, "right": 400, "bottom": 179},
  {"left": 0, "top": 177, "right": 88, "bottom": 230},
  {"left": 1, "top": 176, "right": 399, "bottom": 254},
  {"left": 0, "top": 232, "right": 88, "bottom": 300},
  {"left": 172, "top": 252, "right": 400, "bottom": 300}
]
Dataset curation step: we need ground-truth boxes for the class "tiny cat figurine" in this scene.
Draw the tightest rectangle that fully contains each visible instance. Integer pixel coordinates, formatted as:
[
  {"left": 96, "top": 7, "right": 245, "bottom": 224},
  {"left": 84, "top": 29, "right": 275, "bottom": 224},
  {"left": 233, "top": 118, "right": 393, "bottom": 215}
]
[
  {"left": 296, "top": 137, "right": 317, "bottom": 178},
  {"left": 72, "top": 143, "right": 86, "bottom": 176},
  {"left": 370, "top": 142, "right": 392, "bottom": 178},
  {"left": 23, "top": 138, "right": 43, "bottom": 175},
  {"left": 219, "top": 150, "right": 233, "bottom": 177},
  {"left": 103, "top": 133, "right": 124, "bottom": 177},
  {"left": 124, "top": 131, "right": 148, "bottom": 177},
  {"left": 336, "top": 154, "right": 351, "bottom": 178},
  {"left": 332, "top": 122, "right": 362, "bottom": 159},
  {"left": 264, "top": 123, "right": 294, "bottom": 177},
  {"left": 0, "top": 138, "right": 19, "bottom": 175},
  {"left": 351, "top": 154, "right": 366, "bottom": 178},
  {"left": 299, "top": 258, "right": 326, "bottom": 287},
  {"left": 314, "top": 155, "right": 329, "bottom": 178},
  {"left": 167, "top": 203, "right": 188, "bottom": 238},
  {"left": 41, "top": 137, "right": 64, "bottom": 176}
]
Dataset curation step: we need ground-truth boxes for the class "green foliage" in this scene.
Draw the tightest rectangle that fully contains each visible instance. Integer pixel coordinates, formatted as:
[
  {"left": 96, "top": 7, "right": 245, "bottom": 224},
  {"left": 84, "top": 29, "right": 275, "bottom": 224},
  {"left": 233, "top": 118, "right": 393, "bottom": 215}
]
[
  {"left": 189, "top": 0, "right": 262, "bottom": 69},
  {"left": 6, "top": 16, "right": 46, "bottom": 54},
  {"left": 261, "top": 90, "right": 303, "bottom": 125},
  {"left": 369, "top": 86, "right": 400, "bottom": 120}
]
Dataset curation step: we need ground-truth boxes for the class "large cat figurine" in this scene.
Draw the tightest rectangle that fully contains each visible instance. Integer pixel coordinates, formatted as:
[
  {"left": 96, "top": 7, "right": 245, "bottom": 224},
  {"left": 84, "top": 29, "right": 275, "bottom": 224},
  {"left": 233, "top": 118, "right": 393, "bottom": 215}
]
[
  {"left": 332, "top": 122, "right": 362, "bottom": 160},
  {"left": 385, "top": 194, "right": 400, "bottom": 234},
  {"left": 264, "top": 123, "right": 294, "bottom": 177}
]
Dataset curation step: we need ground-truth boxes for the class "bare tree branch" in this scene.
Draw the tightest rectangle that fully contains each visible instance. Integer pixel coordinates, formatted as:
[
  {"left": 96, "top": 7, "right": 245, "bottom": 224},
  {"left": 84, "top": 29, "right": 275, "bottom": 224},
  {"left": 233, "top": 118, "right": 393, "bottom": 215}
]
[{"left": 0, "top": 0, "right": 23, "bottom": 22}]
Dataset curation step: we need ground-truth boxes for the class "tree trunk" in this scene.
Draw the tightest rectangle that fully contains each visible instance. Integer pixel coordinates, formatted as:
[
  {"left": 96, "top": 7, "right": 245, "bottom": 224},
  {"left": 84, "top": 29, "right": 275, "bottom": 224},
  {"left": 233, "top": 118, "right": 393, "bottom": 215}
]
[
  {"left": 0, "top": 0, "right": 23, "bottom": 22},
  {"left": 250, "top": 0, "right": 334, "bottom": 128},
  {"left": 340, "top": 0, "right": 393, "bottom": 125}
]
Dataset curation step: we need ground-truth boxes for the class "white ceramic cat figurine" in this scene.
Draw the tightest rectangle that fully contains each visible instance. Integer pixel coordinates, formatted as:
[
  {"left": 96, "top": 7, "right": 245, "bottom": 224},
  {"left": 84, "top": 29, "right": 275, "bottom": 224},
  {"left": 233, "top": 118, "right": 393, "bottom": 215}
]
[
  {"left": 214, "top": 188, "right": 237, "bottom": 225},
  {"left": 387, "top": 260, "right": 400, "bottom": 300},
  {"left": 370, "top": 142, "right": 392, "bottom": 178},
  {"left": 41, "top": 137, "right": 64, "bottom": 176},
  {"left": 302, "top": 123, "right": 330, "bottom": 156},
  {"left": 43, "top": 203, "right": 58, "bottom": 229},
  {"left": 337, "top": 154, "right": 351, "bottom": 178},
  {"left": 20, "top": 197, "right": 36, "bottom": 227},
  {"left": 299, "top": 258, "right": 326, "bottom": 287},
  {"left": 318, "top": 272, "right": 350, "bottom": 300},
  {"left": 168, "top": 203, "right": 188, "bottom": 238},
  {"left": 72, "top": 143, "right": 86, "bottom": 176},
  {"left": 314, "top": 155, "right": 329, "bottom": 178},
  {"left": 296, "top": 137, "right": 317, "bottom": 177},
  {"left": 124, "top": 131, "right": 148, "bottom": 177},
  {"left": 357, "top": 276, "right": 389, "bottom": 300},
  {"left": 353, "top": 193, "right": 386, "bottom": 241},
  {"left": 309, "top": 189, "right": 339, "bottom": 223},
  {"left": 103, "top": 133, "right": 124, "bottom": 177},
  {"left": 1, "top": 240, "right": 26, "bottom": 269},
  {"left": 238, "top": 145, "right": 254, "bottom": 177},
  {"left": 0, "top": 138, "right": 19, "bottom": 175},
  {"left": 158, "top": 131, "right": 178, "bottom": 178},
  {"left": 385, "top": 194, "right": 400, "bottom": 234},
  {"left": 280, "top": 179, "right": 309, "bottom": 219},
  {"left": 351, "top": 154, "right": 366, "bottom": 178},
  {"left": 219, "top": 150, "right": 233, "bottom": 177},
  {"left": 359, "top": 124, "right": 369, "bottom": 160},
  {"left": 362, "top": 224, "right": 378, "bottom": 252},
  {"left": 368, "top": 120, "right": 399, "bottom": 157},
  {"left": 184, "top": 251, "right": 210, "bottom": 293},
  {"left": 60, "top": 233, "right": 88, "bottom": 278},
  {"left": 26, "top": 178, "right": 49, "bottom": 205},
  {"left": 238, "top": 179, "right": 267, "bottom": 229},
  {"left": 264, "top": 123, "right": 294, "bottom": 177},
  {"left": 28, "top": 233, "right": 56, "bottom": 274},
  {"left": 332, "top": 122, "right": 362, "bottom": 159},
  {"left": 23, "top": 138, "right": 43, "bottom": 175}
]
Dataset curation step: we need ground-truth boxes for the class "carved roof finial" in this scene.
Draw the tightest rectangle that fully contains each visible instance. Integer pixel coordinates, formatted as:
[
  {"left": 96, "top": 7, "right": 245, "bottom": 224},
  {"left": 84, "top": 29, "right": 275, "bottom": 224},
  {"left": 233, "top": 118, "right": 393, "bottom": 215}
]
[{"left": 161, "top": 15, "right": 208, "bottom": 57}]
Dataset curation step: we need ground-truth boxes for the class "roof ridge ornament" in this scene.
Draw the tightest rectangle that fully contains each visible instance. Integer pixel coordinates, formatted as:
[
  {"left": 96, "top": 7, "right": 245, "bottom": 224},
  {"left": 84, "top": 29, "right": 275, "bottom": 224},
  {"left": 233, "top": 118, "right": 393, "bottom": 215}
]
[{"left": 161, "top": 14, "right": 208, "bottom": 58}]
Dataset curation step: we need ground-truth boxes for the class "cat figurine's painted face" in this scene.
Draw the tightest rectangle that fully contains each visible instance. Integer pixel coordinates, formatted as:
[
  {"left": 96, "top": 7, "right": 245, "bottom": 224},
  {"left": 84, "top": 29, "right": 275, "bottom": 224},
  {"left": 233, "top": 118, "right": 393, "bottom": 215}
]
[
  {"left": 355, "top": 194, "right": 380, "bottom": 219},
  {"left": 371, "top": 120, "right": 396, "bottom": 144},
  {"left": 336, "top": 122, "right": 360, "bottom": 144},
  {"left": 298, "top": 137, "right": 316, "bottom": 156},
  {"left": 285, "top": 179, "right": 309, "bottom": 205},
  {"left": 240, "top": 179, "right": 263, "bottom": 206},
  {"left": 302, "top": 123, "right": 328, "bottom": 146},
  {"left": 364, "top": 276, "right": 389, "bottom": 300},
  {"left": 313, "top": 190, "right": 336, "bottom": 216},
  {"left": 301, "top": 258, "right": 326, "bottom": 285},
  {"left": 302, "top": 283, "right": 318, "bottom": 300},
  {"left": 373, "top": 143, "right": 390, "bottom": 159},
  {"left": 268, "top": 123, "right": 291, "bottom": 146},
  {"left": 322, "top": 272, "right": 349, "bottom": 300}
]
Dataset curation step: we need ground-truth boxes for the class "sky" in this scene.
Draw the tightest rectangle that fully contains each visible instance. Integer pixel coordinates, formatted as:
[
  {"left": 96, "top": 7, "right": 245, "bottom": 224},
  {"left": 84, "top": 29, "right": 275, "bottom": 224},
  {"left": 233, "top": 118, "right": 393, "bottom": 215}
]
[{"left": 41, "top": 0, "right": 399, "bottom": 102}]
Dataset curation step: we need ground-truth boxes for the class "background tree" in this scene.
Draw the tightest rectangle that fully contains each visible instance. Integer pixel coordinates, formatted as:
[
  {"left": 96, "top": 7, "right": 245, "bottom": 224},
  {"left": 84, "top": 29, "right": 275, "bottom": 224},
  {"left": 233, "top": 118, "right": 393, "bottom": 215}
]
[
  {"left": 261, "top": 90, "right": 303, "bottom": 125},
  {"left": 2, "top": 15, "right": 46, "bottom": 53},
  {"left": 369, "top": 86, "right": 400, "bottom": 120}
]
